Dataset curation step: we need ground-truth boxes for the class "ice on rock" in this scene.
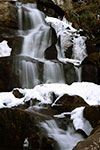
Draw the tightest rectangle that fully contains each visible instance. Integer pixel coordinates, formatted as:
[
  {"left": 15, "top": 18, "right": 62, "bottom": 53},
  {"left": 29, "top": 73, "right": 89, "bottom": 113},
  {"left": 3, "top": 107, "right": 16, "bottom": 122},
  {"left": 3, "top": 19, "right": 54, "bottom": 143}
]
[{"left": 45, "top": 16, "right": 87, "bottom": 64}]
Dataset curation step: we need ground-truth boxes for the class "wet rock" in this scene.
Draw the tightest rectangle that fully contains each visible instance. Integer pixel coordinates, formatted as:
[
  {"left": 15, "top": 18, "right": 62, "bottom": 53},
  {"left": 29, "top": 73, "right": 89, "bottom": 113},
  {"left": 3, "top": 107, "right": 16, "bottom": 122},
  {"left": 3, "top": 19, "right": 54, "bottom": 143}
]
[
  {"left": 37, "top": 0, "right": 64, "bottom": 17},
  {"left": 82, "top": 64, "right": 98, "bottom": 84},
  {"left": 8, "top": 36, "right": 24, "bottom": 55},
  {"left": 82, "top": 53, "right": 100, "bottom": 84},
  {"left": 63, "top": 63, "right": 78, "bottom": 84},
  {"left": 83, "top": 105, "right": 100, "bottom": 128},
  {"left": 0, "top": 2, "right": 18, "bottom": 29},
  {"left": 65, "top": 45, "right": 73, "bottom": 59},
  {"left": 12, "top": 89, "right": 24, "bottom": 98},
  {"left": 73, "top": 124, "right": 100, "bottom": 150},
  {"left": 0, "top": 107, "right": 57, "bottom": 150},
  {"left": 44, "top": 45, "right": 57, "bottom": 60},
  {"left": 0, "top": 56, "right": 19, "bottom": 92},
  {"left": 0, "top": 108, "right": 39, "bottom": 149},
  {"left": 0, "top": 56, "right": 43, "bottom": 91},
  {"left": 86, "top": 38, "right": 100, "bottom": 55},
  {"left": 52, "top": 94, "right": 88, "bottom": 113},
  {"left": 52, "top": 0, "right": 73, "bottom": 12}
]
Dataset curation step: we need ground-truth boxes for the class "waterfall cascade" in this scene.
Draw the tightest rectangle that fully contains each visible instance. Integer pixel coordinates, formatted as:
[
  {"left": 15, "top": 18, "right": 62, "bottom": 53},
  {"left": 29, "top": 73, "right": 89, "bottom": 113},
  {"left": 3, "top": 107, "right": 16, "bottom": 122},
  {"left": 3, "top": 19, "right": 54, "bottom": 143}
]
[
  {"left": 0, "top": 2, "right": 99, "bottom": 150},
  {"left": 41, "top": 119, "right": 84, "bottom": 150},
  {"left": 15, "top": 2, "right": 87, "bottom": 88}
]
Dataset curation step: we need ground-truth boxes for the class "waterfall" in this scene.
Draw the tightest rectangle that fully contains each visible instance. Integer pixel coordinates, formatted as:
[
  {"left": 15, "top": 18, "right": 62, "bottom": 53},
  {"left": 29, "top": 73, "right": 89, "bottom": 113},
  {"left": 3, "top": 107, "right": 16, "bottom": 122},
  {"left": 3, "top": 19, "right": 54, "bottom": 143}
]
[
  {"left": 17, "top": 2, "right": 52, "bottom": 58},
  {"left": 41, "top": 119, "right": 84, "bottom": 150},
  {"left": 43, "top": 61, "right": 65, "bottom": 83},
  {"left": 15, "top": 2, "right": 88, "bottom": 86},
  {"left": 15, "top": 2, "right": 67, "bottom": 87}
]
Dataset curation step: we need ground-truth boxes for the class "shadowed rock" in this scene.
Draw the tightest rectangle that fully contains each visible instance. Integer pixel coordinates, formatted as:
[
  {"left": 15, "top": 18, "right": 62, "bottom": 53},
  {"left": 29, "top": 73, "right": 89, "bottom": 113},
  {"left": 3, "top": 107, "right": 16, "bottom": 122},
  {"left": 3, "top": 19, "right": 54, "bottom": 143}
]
[{"left": 52, "top": 94, "right": 88, "bottom": 113}]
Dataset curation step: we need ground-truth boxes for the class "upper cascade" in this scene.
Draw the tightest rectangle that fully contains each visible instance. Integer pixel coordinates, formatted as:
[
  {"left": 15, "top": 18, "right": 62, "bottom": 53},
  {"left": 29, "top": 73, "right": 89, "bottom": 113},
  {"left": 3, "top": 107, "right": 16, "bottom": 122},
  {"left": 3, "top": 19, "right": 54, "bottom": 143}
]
[{"left": 16, "top": 2, "right": 52, "bottom": 59}]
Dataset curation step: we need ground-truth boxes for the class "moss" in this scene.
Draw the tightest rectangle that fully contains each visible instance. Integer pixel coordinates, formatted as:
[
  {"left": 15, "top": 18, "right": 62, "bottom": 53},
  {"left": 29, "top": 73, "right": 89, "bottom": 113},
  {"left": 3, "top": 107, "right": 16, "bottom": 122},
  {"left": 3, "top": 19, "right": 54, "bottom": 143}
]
[{"left": 65, "top": 0, "right": 100, "bottom": 36}]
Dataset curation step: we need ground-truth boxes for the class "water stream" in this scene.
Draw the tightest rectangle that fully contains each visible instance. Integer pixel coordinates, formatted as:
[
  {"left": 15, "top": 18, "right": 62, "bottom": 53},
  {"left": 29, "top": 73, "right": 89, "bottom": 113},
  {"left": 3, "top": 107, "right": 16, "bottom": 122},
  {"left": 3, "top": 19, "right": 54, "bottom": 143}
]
[{"left": 15, "top": 3, "right": 88, "bottom": 149}]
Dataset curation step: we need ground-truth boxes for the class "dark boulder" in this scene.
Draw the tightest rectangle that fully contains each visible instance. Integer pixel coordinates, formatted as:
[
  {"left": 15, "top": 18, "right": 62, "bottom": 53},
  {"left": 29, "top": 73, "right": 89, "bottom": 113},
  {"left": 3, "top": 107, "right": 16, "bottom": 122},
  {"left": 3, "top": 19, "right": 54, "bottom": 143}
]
[
  {"left": 73, "top": 124, "right": 100, "bottom": 150},
  {"left": 63, "top": 63, "right": 78, "bottom": 84},
  {"left": 44, "top": 45, "right": 57, "bottom": 60},
  {"left": 82, "top": 52, "right": 100, "bottom": 84},
  {"left": 82, "top": 64, "right": 98, "bottom": 84},
  {"left": 37, "top": 0, "right": 64, "bottom": 18},
  {"left": 12, "top": 89, "right": 24, "bottom": 98},
  {"left": 0, "top": 107, "right": 57, "bottom": 150},
  {"left": 0, "top": 2, "right": 18, "bottom": 29},
  {"left": 0, "top": 108, "right": 39, "bottom": 149},
  {"left": 83, "top": 105, "right": 100, "bottom": 128},
  {"left": 0, "top": 56, "right": 43, "bottom": 91},
  {"left": 86, "top": 38, "right": 100, "bottom": 55},
  {"left": 65, "top": 45, "right": 73, "bottom": 59},
  {"left": 52, "top": 94, "right": 88, "bottom": 113}
]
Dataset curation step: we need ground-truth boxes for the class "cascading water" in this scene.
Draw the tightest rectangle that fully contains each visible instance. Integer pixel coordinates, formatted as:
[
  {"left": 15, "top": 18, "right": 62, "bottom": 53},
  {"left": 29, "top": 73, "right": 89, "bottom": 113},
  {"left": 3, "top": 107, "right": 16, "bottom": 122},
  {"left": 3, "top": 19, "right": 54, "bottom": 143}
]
[
  {"left": 41, "top": 119, "right": 84, "bottom": 150},
  {"left": 17, "top": 2, "right": 52, "bottom": 58},
  {"left": 45, "top": 17, "right": 87, "bottom": 81},
  {"left": 43, "top": 61, "right": 65, "bottom": 83},
  {"left": 16, "top": 2, "right": 66, "bottom": 87}
]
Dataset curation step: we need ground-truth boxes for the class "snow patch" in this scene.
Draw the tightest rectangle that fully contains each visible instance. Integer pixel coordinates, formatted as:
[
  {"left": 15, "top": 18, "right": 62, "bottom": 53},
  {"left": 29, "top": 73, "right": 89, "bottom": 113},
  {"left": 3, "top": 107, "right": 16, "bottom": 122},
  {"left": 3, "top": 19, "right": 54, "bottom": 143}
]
[
  {"left": 71, "top": 107, "right": 93, "bottom": 136},
  {"left": 45, "top": 16, "right": 87, "bottom": 63},
  {"left": 0, "top": 40, "right": 12, "bottom": 57}
]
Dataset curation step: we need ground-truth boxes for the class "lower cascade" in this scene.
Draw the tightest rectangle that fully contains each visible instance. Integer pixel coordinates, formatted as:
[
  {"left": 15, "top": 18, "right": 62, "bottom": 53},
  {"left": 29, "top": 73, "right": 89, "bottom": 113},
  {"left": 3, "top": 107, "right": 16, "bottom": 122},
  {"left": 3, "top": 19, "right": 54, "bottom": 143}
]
[
  {"left": 0, "top": 1, "right": 99, "bottom": 150},
  {"left": 41, "top": 119, "right": 84, "bottom": 150}
]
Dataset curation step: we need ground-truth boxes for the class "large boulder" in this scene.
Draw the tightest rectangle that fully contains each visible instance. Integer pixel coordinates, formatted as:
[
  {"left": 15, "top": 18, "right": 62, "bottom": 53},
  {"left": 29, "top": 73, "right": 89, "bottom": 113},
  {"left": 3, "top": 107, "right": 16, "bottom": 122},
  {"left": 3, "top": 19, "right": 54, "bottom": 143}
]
[
  {"left": 0, "top": 108, "right": 39, "bottom": 149},
  {"left": 63, "top": 63, "right": 78, "bottom": 84},
  {"left": 82, "top": 53, "right": 100, "bottom": 84},
  {"left": 0, "top": 2, "right": 18, "bottom": 29},
  {"left": 0, "top": 107, "right": 56, "bottom": 150},
  {"left": 37, "top": 0, "right": 64, "bottom": 17},
  {"left": 73, "top": 124, "right": 100, "bottom": 150},
  {"left": 83, "top": 105, "right": 100, "bottom": 128},
  {"left": 52, "top": 94, "right": 88, "bottom": 113},
  {"left": 44, "top": 45, "right": 57, "bottom": 60}
]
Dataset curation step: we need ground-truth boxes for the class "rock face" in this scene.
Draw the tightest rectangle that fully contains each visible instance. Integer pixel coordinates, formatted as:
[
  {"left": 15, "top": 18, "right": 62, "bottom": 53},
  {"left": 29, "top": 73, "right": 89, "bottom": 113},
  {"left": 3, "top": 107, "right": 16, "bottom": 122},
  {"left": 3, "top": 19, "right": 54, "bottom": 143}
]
[
  {"left": 0, "top": 107, "right": 56, "bottom": 150},
  {"left": 0, "top": 2, "right": 18, "bottom": 29},
  {"left": 0, "top": 56, "right": 44, "bottom": 91},
  {"left": 37, "top": 0, "right": 64, "bottom": 17},
  {"left": 44, "top": 45, "right": 57, "bottom": 60},
  {"left": 52, "top": 0, "right": 73, "bottom": 11},
  {"left": 82, "top": 53, "right": 100, "bottom": 84},
  {"left": 83, "top": 106, "right": 100, "bottom": 128},
  {"left": 63, "top": 64, "right": 78, "bottom": 84},
  {"left": 52, "top": 94, "right": 88, "bottom": 113},
  {"left": 73, "top": 124, "right": 100, "bottom": 150},
  {"left": 0, "top": 108, "right": 39, "bottom": 149}
]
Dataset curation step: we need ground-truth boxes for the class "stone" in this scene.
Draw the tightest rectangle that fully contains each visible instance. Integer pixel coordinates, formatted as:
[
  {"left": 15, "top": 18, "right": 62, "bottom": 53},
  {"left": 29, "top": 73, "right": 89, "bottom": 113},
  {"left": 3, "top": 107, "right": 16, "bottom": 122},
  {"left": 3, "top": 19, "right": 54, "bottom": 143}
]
[
  {"left": 0, "top": 56, "right": 43, "bottom": 91},
  {"left": 12, "top": 89, "right": 24, "bottom": 98},
  {"left": 82, "top": 53, "right": 100, "bottom": 84},
  {"left": 0, "top": 108, "right": 39, "bottom": 149},
  {"left": 37, "top": 0, "right": 64, "bottom": 17},
  {"left": 83, "top": 105, "right": 100, "bottom": 128},
  {"left": 63, "top": 63, "right": 78, "bottom": 84},
  {"left": 0, "top": 2, "right": 18, "bottom": 29},
  {"left": 52, "top": 94, "right": 88, "bottom": 113},
  {"left": 44, "top": 45, "right": 57, "bottom": 60},
  {"left": 73, "top": 124, "right": 100, "bottom": 150}
]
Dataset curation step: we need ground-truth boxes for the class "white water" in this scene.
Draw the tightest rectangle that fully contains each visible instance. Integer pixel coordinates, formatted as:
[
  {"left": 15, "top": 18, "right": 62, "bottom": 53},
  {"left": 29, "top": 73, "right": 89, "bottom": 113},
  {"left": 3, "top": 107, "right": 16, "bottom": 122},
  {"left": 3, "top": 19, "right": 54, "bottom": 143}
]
[
  {"left": 17, "top": 2, "right": 52, "bottom": 58},
  {"left": 16, "top": 2, "right": 67, "bottom": 87},
  {"left": 41, "top": 119, "right": 84, "bottom": 150},
  {"left": 43, "top": 61, "right": 65, "bottom": 83},
  {"left": 16, "top": 2, "right": 88, "bottom": 86}
]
